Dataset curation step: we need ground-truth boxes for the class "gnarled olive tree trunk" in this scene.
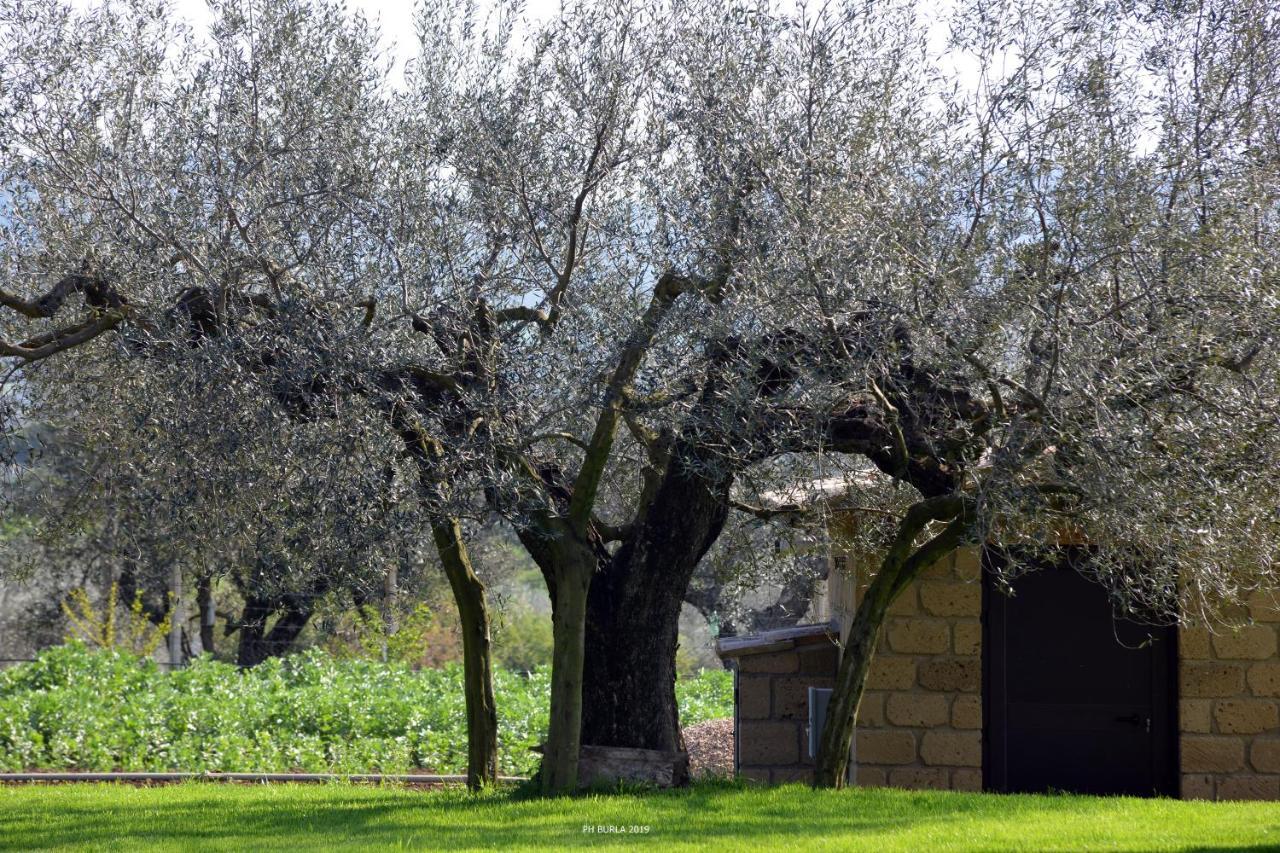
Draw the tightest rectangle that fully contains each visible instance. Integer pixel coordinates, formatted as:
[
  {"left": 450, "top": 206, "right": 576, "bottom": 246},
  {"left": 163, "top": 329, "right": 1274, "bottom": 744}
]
[
  {"left": 234, "top": 593, "right": 317, "bottom": 667},
  {"left": 579, "top": 457, "right": 732, "bottom": 753}
]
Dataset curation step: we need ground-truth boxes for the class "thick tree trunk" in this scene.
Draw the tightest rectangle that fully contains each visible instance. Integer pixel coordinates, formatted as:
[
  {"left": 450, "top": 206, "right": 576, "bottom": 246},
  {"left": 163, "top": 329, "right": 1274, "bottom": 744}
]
[
  {"left": 431, "top": 517, "right": 499, "bottom": 791},
  {"left": 235, "top": 595, "right": 315, "bottom": 667},
  {"left": 580, "top": 459, "right": 732, "bottom": 752},
  {"left": 541, "top": 553, "right": 592, "bottom": 794}
]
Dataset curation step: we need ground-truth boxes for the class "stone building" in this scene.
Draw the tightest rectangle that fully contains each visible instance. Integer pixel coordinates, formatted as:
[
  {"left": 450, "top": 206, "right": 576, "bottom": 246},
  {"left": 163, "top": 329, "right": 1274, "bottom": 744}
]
[{"left": 717, "top": 516, "right": 1280, "bottom": 801}]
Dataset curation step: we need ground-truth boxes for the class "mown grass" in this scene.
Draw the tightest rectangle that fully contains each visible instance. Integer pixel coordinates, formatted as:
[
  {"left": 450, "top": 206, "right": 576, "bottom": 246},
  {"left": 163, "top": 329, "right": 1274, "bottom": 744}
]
[{"left": 0, "top": 781, "right": 1274, "bottom": 851}]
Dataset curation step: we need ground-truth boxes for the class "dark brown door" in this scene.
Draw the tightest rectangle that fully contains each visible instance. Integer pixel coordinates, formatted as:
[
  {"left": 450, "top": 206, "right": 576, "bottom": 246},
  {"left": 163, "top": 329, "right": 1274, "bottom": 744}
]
[{"left": 983, "top": 553, "right": 1178, "bottom": 796}]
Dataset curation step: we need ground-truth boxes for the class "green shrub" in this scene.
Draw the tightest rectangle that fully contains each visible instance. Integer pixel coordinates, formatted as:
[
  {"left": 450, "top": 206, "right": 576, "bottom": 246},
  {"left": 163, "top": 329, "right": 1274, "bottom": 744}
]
[
  {"left": 0, "top": 642, "right": 731, "bottom": 776},
  {"left": 493, "top": 609, "right": 554, "bottom": 673}
]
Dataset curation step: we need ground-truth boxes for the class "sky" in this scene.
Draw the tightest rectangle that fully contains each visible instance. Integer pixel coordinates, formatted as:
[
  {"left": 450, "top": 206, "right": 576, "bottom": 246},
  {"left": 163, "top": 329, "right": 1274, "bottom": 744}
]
[
  {"left": 72, "top": 1, "right": 941, "bottom": 89},
  {"left": 75, "top": 0, "right": 567, "bottom": 87}
]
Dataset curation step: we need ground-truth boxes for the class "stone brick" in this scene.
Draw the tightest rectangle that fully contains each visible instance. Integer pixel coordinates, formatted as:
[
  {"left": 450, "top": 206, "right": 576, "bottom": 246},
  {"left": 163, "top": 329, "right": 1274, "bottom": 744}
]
[
  {"left": 1180, "top": 736, "right": 1245, "bottom": 773},
  {"left": 739, "top": 767, "right": 770, "bottom": 783},
  {"left": 1247, "top": 591, "right": 1280, "bottom": 624},
  {"left": 738, "top": 651, "right": 800, "bottom": 674},
  {"left": 886, "top": 694, "right": 950, "bottom": 727},
  {"left": 953, "top": 548, "right": 982, "bottom": 582},
  {"left": 887, "top": 589, "right": 919, "bottom": 617},
  {"left": 855, "top": 766, "right": 886, "bottom": 788},
  {"left": 952, "top": 695, "right": 982, "bottom": 730},
  {"left": 739, "top": 675, "right": 772, "bottom": 720},
  {"left": 799, "top": 645, "right": 839, "bottom": 675},
  {"left": 887, "top": 619, "right": 951, "bottom": 655},
  {"left": 920, "top": 582, "right": 982, "bottom": 618},
  {"left": 1217, "top": 775, "right": 1280, "bottom": 801},
  {"left": 1250, "top": 739, "right": 1280, "bottom": 773},
  {"left": 921, "top": 553, "right": 954, "bottom": 579},
  {"left": 1214, "top": 700, "right": 1279, "bottom": 735},
  {"left": 920, "top": 731, "right": 982, "bottom": 767},
  {"left": 774, "top": 676, "right": 835, "bottom": 721},
  {"left": 771, "top": 767, "right": 814, "bottom": 784},
  {"left": 856, "top": 692, "right": 886, "bottom": 727},
  {"left": 1179, "top": 627, "right": 1212, "bottom": 660},
  {"left": 1180, "top": 662, "right": 1246, "bottom": 698},
  {"left": 888, "top": 767, "right": 949, "bottom": 790},
  {"left": 738, "top": 721, "right": 800, "bottom": 765},
  {"left": 1212, "top": 626, "right": 1278, "bottom": 661},
  {"left": 867, "top": 656, "right": 916, "bottom": 691},
  {"left": 1181, "top": 774, "right": 1215, "bottom": 800},
  {"left": 856, "top": 730, "right": 917, "bottom": 765},
  {"left": 1179, "top": 699, "right": 1212, "bottom": 734},
  {"left": 1249, "top": 662, "right": 1280, "bottom": 697},
  {"left": 952, "top": 768, "right": 983, "bottom": 792},
  {"left": 953, "top": 622, "right": 982, "bottom": 656},
  {"left": 1219, "top": 603, "right": 1252, "bottom": 624},
  {"left": 919, "top": 658, "right": 981, "bottom": 693}
]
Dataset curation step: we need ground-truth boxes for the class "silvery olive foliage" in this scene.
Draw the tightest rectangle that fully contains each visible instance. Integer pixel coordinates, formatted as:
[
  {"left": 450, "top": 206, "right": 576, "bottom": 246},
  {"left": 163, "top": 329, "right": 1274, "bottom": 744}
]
[
  {"left": 20, "top": 347, "right": 425, "bottom": 610},
  {"left": 0, "top": 0, "right": 1276, "bottom": 659}
]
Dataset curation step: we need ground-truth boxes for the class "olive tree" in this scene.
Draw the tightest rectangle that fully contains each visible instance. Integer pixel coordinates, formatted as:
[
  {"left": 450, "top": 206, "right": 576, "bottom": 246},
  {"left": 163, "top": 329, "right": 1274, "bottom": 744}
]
[
  {"left": 383, "top": 0, "right": 1278, "bottom": 792},
  {"left": 3, "top": 0, "right": 1277, "bottom": 796},
  {"left": 0, "top": 0, "right": 507, "bottom": 785},
  {"left": 19, "top": 342, "right": 427, "bottom": 666}
]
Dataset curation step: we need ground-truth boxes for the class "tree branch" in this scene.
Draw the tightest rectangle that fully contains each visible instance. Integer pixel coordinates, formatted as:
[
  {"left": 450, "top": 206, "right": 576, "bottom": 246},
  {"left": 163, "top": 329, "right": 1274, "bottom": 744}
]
[
  {"left": 565, "top": 264, "right": 731, "bottom": 534},
  {"left": 0, "top": 312, "right": 125, "bottom": 362}
]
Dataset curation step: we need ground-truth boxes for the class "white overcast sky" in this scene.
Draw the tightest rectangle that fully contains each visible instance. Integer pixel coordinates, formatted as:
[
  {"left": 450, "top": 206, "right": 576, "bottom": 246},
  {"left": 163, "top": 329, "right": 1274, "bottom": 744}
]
[
  {"left": 71, "top": 0, "right": 964, "bottom": 86},
  {"left": 73, "top": 0, "right": 566, "bottom": 86}
]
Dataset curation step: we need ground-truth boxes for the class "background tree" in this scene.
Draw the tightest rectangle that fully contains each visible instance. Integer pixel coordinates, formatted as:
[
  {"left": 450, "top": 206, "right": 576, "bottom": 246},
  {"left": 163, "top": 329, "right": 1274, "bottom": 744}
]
[
  {"left": 20, "top": 345, "right": 426, "bottom": 666},
  {"left": 0, "top": 0, "right": 507, "bottom": 786}
]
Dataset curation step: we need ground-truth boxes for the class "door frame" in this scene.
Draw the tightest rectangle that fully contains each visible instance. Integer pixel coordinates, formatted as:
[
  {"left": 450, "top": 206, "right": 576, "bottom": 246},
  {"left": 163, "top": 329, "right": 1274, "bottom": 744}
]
[{"left": 981, "top": 547, "right": 1180, "bottom": 796}]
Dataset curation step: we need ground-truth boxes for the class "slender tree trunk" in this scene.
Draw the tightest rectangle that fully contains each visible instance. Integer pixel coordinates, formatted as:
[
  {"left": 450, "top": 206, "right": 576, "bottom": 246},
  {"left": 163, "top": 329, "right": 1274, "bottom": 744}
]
[
  {"left": 813, "top": 584, "right": 892, "bottom": 787},
  {"left": 541, "top": 553, "right": 592, "bottom": 794},
  {"left": 431, "top": 517, "right": 499, "bottom": 791},
  {"left": 381, "top": 563, "right": 399, "bottom": 663},
  {"left": 168, "top": 562, "right": 184, "bottom": 668},
  {"left": 813, "top": 502, "right": 967, "bottom": 787}
]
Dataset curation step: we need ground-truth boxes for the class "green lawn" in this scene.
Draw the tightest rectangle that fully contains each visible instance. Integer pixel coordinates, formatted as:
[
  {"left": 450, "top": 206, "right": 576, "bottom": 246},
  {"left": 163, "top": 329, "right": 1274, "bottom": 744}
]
[{"left": 0, "top": 781, "right": 1274, "bottom": 851}]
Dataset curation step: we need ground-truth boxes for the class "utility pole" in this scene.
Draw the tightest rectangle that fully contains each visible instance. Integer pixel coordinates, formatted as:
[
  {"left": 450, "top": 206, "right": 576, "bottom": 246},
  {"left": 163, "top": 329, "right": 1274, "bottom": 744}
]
[
  {"left": 168, "top": 563, "right": 184, "bottom": 669},
  {"left": 381, "top": 563, "right": 399, "bottom": 663}
]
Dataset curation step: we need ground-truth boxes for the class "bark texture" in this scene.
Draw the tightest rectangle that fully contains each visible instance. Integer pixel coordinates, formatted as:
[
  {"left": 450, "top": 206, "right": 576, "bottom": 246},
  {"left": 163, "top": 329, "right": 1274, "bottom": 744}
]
[
  {"left": 541, "top": 542, "right": 594, "bottom": 793},
  {"left": 580, "top": 456, "right": 732, "bottom": 752},
  {"left": 234, "top": 593, "right": 316, "bottom": 667},
  {"left": 432, "top": 517, "right": 499, "bottom": 790}
]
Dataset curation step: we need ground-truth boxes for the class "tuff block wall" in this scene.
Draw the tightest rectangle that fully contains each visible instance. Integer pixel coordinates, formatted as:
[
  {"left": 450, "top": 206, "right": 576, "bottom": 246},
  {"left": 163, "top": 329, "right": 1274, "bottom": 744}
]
[
  {"left": 841, "top": 547, "right": 984, "bottom": 791},
  {"left": 1180, "top": 591, "right": 1280, "bottom": 801},
  {"left": 734, "top": 639, "right": 840, "bottom": 784},
  {"left": 736, "top": 511, "right": 1280, "bottom": 801}
]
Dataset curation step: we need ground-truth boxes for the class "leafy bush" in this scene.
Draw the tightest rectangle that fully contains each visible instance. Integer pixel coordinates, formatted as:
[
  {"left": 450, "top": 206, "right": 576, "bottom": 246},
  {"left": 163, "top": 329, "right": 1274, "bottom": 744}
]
[
  {"left": 0, "top": 643, "right": 731, "bottom": 776},
  {"left": 492, "top": 609, "right": 554, "bottom": 673},
  {"left": 322, "top": 603, "right": 462, "bottom": 669},
  {"left": 61, "top": 584, "right": 171, "bottom": 656}
]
